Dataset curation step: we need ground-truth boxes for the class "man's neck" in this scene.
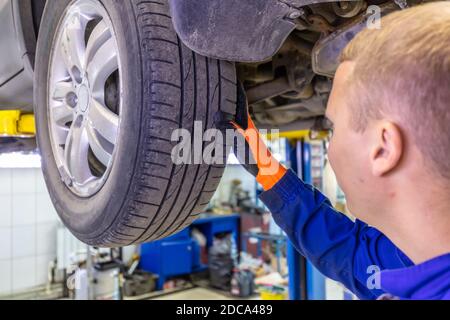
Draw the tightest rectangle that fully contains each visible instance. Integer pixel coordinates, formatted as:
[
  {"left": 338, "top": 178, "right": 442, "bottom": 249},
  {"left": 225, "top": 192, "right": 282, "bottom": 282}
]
[{"left": 378, "top": 186, "right": 450, "bottom": 265}]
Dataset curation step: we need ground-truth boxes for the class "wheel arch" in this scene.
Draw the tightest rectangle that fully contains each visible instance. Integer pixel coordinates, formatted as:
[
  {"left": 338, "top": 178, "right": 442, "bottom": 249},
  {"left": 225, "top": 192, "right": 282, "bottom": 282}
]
[
  {"left": 168, "top": 0, "right": 345, "bottom": 63},
  {"left": 0, "top": 0, "right": 45, "bottom": 112},
  {"left": 13, "top": 0, "right": 47, "bottom": 70}
]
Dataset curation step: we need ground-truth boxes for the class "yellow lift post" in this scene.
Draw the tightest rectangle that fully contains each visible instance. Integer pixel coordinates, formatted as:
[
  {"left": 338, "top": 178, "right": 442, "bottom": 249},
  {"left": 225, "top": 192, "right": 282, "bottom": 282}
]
[
  {"left": 0, "top": 110, "right": 36, "bottom": 137},
  {"left": 266, "top": 129, "right": 329, "bottom": 142}
]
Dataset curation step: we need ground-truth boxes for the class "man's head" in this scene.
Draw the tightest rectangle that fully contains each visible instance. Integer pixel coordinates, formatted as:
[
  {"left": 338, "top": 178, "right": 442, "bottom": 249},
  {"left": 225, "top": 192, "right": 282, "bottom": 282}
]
[{"left": 326, "top": 2, "right": 450, "bottom": 226}]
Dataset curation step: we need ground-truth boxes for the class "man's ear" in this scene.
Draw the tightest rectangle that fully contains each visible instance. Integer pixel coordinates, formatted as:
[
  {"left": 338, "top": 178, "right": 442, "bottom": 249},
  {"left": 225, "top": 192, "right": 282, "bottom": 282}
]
[{"left": 370, "top": 121, "right": 403, "bottom": 177}]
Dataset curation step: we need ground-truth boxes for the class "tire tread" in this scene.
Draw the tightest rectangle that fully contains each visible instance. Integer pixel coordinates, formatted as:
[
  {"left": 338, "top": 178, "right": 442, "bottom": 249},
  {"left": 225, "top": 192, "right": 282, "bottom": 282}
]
[{"left": 92, "top": 0, "right": 236, "bottom": 246}]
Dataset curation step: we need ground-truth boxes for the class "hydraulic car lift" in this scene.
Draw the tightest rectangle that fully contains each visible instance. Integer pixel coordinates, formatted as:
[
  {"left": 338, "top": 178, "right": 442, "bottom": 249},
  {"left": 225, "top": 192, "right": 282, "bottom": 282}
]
[
  {"left": 0, "top": 110, "right": 35, "bottom": 137},
  {"left": 285, "top": 134, "right": 327, "bottom": 300}
]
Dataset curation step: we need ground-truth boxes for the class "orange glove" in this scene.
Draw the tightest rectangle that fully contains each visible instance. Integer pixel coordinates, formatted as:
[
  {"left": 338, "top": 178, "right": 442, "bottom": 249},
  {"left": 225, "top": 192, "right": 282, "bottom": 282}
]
[{"left": 230, "top": 84, "right": 287, "bottom": 191}]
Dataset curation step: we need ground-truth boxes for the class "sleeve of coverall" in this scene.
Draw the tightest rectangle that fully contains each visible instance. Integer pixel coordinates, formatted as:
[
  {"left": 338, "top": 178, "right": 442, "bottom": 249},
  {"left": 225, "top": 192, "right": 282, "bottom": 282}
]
[{"left": 259, "top": 170, "right": 414, "bottom": 300}]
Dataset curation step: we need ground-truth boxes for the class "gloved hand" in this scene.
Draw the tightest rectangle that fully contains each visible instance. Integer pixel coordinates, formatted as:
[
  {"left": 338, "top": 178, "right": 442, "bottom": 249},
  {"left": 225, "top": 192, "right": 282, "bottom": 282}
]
[{"left": 215, "top": 83, "right": 287, "bottom": 191}]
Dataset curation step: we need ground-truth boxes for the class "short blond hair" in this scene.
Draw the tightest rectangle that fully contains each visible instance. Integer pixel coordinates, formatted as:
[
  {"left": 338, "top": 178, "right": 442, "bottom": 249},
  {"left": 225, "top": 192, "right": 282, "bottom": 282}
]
[{"left": 340, "top": 1, "right": 450, "bottom": 179}]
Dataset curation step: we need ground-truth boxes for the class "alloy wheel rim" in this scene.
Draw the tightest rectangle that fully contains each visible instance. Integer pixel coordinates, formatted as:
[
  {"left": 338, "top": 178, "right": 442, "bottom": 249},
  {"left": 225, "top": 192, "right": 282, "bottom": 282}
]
[{"left": 48, "top": 0, "right": 122, "bottom": 197}]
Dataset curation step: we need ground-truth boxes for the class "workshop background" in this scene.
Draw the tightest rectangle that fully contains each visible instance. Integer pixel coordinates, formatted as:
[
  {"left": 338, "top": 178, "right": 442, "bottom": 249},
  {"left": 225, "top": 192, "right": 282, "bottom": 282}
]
[{"left": 0, "top": 137, "right": 354, "bottom": 300}]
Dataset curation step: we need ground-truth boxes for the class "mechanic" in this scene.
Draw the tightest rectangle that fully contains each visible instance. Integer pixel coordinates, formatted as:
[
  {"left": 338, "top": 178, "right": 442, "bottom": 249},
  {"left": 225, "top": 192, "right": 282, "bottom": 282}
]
[{"left": 220, "top": 2, "right": 450, "bottom": 300}]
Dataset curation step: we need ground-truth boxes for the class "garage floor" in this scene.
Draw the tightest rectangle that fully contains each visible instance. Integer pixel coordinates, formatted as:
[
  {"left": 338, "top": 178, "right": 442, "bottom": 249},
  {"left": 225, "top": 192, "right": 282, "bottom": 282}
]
[
  {"left": 154, "top": 288, "right": 233, "bottom": 300},
  {"left": 153, "top": 288, "right": 258, "bottom": 300}
]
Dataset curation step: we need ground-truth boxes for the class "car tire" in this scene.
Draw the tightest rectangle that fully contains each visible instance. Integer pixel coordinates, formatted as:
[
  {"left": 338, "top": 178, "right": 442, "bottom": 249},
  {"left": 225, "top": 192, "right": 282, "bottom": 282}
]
[{"left": 34, "top": 0, "right": 237, "bottom": 247}]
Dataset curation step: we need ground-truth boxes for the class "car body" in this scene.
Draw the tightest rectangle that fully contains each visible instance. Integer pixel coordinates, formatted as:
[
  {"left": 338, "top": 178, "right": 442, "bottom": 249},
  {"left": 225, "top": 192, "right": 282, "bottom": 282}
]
[
  {"left": 0, "top": 0, "right": 45, "bottom": 152},
  {"left": 0, "top": 0, "right": 45, "bottom": 112}
]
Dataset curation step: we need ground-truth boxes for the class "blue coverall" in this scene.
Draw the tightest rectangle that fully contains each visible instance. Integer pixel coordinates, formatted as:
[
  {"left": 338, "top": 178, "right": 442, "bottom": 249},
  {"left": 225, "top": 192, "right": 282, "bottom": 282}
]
[{"left": 259, "top": 170, "right": 450, "bottom": 300}]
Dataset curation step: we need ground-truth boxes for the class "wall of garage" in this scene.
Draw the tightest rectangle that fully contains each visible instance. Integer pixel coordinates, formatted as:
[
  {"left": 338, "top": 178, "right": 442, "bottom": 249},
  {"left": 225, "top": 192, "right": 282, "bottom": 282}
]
[
  {"left": 0, "top": 161, "right": 259, "bottom": 296},
  {"left": 0, "top": 167, "right": 60, "bottom": 296},
  {"left": 211, "top": 164, "right": 257, "bottom": 206},
  {"left": 0, "top": 152, "right": 350, "bottom": 298}
]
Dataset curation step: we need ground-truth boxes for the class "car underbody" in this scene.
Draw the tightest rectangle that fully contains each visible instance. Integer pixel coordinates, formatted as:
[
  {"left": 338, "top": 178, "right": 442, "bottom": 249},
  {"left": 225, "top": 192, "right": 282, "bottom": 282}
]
[
  {"left": 0, "top": 0, "right": 430, "bottom": 148},
  {"left": 170, "top": 0, "right": 427, "bottom": 131}
]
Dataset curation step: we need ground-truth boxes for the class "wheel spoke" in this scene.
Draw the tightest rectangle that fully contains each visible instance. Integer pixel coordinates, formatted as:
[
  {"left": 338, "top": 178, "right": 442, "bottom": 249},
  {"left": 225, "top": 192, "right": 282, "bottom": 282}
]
[
  {"left": 53, "top": 126, "right": 70, "bottom": 146},
  {"left": 53, "top": 80, "right": 74, "bottom": 101},
  {"left": 87, "top": 37, "right": 118, "bottom": 95},
  {"left": 85, "top": 20, "right": 111, "bottom": 66},
  {"left": 64, "top": 121, "right": 92, "bottom": 184},
  {"left": 52, "top": 105, "right": 74, "bottom": 127},
  {"left": 86, "top": 122, "right": 113, "bottom": 167},
  {"left": 88, "top": 99, "right": 119, "bottom": 145},
  {"left": 60, "top": 13, "right": 86, "bottom": 81}
]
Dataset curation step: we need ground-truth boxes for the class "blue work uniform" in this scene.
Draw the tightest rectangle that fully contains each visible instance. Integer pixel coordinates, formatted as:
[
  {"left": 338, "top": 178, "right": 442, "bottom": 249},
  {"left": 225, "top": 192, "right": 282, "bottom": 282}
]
[{"left": 259, "top": 170, "right": 450, "bottom": 300}]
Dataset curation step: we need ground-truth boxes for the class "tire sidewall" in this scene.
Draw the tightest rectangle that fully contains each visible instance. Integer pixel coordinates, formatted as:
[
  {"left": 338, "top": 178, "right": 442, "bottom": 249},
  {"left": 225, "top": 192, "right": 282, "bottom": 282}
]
[{"left": 35, "top": 0, "right": 143, "bottom": 242}]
